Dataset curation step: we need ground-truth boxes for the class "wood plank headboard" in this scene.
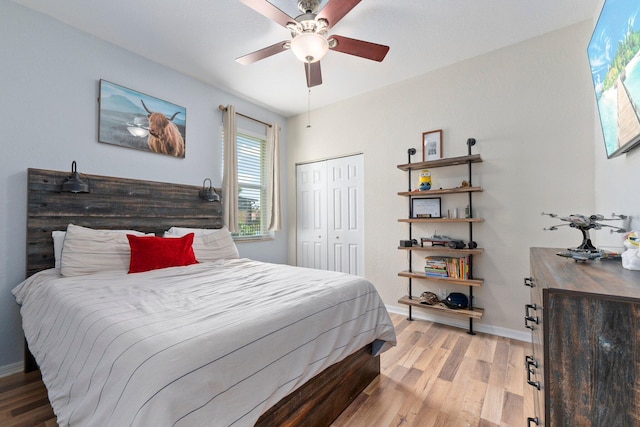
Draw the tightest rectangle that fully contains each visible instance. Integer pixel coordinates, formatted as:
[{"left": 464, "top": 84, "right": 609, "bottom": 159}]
[{"left": 26, "top": 168, "right": 223, "bottom": 277}]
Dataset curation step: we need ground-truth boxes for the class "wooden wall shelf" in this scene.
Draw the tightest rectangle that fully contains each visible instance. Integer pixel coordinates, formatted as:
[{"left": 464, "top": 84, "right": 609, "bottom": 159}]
[
  {"left": 398, "top": 218, "right": 484, "bottom": 224},
  {"left": 398, "top": 271, "right": 484, "bottom": 287},
  {"left": 397, "top": 154, "right": 482, "bottom": 171},
  {"left": 398, "top": 186, "right": 483, "bottom": 197},
  {"left": 398, "top": 296, "right": 484, "bottom": 319},
  {"left": 397, "top": 246, "right": 483, "bottom": 255}
]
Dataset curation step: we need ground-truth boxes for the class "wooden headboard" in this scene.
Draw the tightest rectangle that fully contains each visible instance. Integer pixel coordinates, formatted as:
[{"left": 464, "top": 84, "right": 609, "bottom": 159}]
[{"left": 26, "top": 168, "right": 223, "bottom": 277}]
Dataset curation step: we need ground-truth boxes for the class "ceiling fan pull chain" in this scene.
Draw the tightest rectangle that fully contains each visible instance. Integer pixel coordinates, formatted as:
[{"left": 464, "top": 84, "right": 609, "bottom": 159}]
[{"left": 307, "top": 88, "right": 312, "bottom": 128}]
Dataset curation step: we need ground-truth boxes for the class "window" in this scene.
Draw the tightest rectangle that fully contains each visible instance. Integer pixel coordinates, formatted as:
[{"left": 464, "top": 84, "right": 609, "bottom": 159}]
[{"left": 226, "top": 129, "right": 273, "bottom": 240}]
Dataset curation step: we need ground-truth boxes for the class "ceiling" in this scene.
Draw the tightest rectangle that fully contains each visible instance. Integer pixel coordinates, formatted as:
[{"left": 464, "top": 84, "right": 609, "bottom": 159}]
[{"left": 11, "top": 0, "right": 599, "bottom": 117}]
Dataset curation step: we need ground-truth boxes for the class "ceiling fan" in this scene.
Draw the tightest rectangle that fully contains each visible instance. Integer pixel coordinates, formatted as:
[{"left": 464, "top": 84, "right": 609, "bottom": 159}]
[{"left": 236, "top": 0, "right": 390, "bottom": 87}]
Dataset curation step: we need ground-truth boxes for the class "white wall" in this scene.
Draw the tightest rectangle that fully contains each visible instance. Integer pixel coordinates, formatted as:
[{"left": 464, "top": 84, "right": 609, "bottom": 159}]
[
  {"left": 287, "top": 21, "right": 596, "bottom": 339},
  {"left": 594, "top": 139, "right": 640, "bottom": 249},
  {"left": 0, "top": 0, "right": 288, "bottom": 370}
]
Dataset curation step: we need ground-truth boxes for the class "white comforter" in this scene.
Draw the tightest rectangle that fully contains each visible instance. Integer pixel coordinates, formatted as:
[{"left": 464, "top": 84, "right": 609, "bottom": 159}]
[{"left": 13, "top": 259, "right": 396, "bottom": 427}]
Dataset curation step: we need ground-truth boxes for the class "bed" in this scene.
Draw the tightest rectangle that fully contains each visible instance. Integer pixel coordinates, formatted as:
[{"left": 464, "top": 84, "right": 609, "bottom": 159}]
[{"left": 16, "top": 168, "right": 396, "bottom": 426}]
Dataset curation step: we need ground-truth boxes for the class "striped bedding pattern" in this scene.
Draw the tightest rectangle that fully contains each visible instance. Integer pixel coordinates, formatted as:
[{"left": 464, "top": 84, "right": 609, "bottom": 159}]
[{"left": 13, "top": 259, "right": 396, "bottom": 426}]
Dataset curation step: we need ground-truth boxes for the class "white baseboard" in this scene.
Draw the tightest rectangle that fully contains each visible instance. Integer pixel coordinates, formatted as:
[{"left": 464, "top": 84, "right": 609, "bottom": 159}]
[
  {"left": 386, "top": 304, "right": 531, "bottom": 343},
  {"left": 0, "top": 361, "right": 23, "bottom": 378}
]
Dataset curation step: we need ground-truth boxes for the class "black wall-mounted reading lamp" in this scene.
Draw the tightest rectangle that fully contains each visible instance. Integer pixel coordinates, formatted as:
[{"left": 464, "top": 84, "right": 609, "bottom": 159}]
[
  {"left": 199, "top": 178, "right": 220, "bottom": 202},
  {"left": 61, "top": 161, "right": 90, "bottom": 193}
]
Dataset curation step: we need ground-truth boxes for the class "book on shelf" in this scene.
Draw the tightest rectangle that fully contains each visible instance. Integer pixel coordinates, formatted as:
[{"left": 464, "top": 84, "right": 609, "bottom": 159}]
[
  {"left": 425, "top": 255, "right": 470, "bottom": 279},
  {"left": 424, "top": 256, "right": 448, "bottom": 277}
]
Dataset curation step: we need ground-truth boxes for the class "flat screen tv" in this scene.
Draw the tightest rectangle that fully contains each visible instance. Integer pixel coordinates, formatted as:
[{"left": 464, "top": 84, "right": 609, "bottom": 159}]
[{"left": 588, "top": 0, "right": 640, "bottom": 158}]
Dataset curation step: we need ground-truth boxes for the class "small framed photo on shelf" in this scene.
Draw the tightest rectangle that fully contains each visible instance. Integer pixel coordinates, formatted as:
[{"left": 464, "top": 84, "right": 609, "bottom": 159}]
[
  {"left": 422, "top": 129, "right": 443, "bottom": 161},
  {"left": 411, "top": 197, "right": 441, "bottom": 218}
]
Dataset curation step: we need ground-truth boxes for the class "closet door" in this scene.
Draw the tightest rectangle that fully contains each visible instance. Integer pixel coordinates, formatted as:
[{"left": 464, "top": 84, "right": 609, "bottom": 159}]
[
  {"left": 296, "top": 154, "right": 364, "bottom": 276},
  {"left": 296, "top": 161, "right": 327, "bottom": 270},
  {"left": 326, "top": 155, "right": 364, "bottom": 275}
]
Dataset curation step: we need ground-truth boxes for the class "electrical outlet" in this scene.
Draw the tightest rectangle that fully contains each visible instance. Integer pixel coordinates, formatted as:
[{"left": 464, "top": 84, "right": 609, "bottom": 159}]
[{"left": 438, "top": 289, "right": 447, "bottom": 300}]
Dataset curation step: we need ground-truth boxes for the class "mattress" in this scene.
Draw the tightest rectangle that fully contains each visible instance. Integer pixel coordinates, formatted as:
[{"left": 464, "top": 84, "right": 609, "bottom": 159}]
[{"left": 13, "top": 259, "right": 396, "bottom": 426}]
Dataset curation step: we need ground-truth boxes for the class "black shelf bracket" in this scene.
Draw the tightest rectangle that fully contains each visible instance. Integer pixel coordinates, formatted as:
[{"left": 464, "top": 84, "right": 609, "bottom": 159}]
[
  {"left": 467, "top": 138, "right": 477, "bottom": 335},
  {"left": 407, "top": 148, "right": 416, "bottom": 321}
]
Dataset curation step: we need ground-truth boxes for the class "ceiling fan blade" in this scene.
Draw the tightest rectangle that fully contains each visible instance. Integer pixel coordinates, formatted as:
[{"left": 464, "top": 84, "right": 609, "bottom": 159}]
[
  {"left": 330, "top": 35, "right": 389, "bottom": 62},
  {"left": 305, "top": 61, "right": 322, "bottom": 87},
  {"left": 317, "top": 0, "right": 362, "bottom": 29},
  {"left": 238, "top": 0, "right": 295, "bottom": 28},
  {"left": 236, "top": 41, "right": 289, "bottom": 65}
]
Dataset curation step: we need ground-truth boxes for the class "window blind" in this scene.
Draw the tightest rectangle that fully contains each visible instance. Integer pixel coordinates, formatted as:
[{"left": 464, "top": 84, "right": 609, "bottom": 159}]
[{"left": 235, "top": 132, "right": 268, "bottom": 238}]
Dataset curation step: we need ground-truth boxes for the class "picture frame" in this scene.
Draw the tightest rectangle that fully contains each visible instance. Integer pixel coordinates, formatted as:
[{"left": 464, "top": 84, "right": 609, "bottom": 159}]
[
  {"left": 422, "top": 129, "right": 443, "bottom": 161},
  {"left": 98, "top": 80, "right": 187, "bottom": 158},
  {"left": 411, "top": 197, "right": 441, "bottom": 218}
]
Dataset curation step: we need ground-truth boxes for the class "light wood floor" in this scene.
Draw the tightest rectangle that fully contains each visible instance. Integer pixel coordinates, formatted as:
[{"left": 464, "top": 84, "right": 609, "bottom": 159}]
[
  {"left": 0, "top": 313, "right": 531, "bottom": 427},
  {"left": 332, "top": 313, "right": 532, "bottom": 427}
]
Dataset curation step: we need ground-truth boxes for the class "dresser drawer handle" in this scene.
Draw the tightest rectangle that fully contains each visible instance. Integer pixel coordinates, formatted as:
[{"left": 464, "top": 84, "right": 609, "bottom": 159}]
[
  {"left": 525, "top": 354, "right": 538, "bottom": 371},
  {"left": 524, "top": 304, "right": 539, "bottom": 330},
  {"left": 524, "top": 277, "right": 535, "bottom": 287},
  {"left": 525, "top": 355, "right": 541, "bottom": 390},
  {"left": 527, "top": 416, "right": 540, "bottom": 426}
]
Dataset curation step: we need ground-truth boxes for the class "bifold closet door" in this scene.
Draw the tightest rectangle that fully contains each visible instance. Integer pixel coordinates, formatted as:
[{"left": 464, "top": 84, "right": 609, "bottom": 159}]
[
  {"left": 296, "top": 160, "right": 328, "bottom": 270},
  {"left": 296, "top": 155, "right": 364, "bottom": 276},
  {"left": 326, "top": 155, "right": 364, "bottom": 275}
]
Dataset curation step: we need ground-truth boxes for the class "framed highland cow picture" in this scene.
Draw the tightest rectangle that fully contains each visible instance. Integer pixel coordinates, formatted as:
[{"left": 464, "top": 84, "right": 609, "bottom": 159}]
[{"left": 98, "top": 80, "right": 187, "bottom": 158}]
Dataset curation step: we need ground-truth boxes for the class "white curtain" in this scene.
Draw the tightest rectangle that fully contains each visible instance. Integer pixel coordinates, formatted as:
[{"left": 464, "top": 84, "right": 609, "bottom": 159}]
[
  {"left": 266, "top": 123, "right": 281, "bottom": 231},
  {"left": 222, "top": 105, "right": 238, "bottom": 233}
]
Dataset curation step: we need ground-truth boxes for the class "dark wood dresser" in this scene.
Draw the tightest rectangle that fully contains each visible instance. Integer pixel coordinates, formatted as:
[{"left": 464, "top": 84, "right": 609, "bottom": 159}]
[{"left": 525, "top": 247, "right": 640, "bottom": 426}]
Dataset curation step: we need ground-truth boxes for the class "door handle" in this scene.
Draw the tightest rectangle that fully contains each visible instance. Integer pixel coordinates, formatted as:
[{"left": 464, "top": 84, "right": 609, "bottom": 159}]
[
  {"left": 527, "top": 417, "right": 540, "bottom": 426},
  {"left": 524, "top": 277, "right": 535, "bottom": 287}
]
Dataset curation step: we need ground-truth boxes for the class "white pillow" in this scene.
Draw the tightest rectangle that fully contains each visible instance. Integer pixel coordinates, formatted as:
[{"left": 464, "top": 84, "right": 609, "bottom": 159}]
[
  {"left": 165, "top": 226, "right": 223, "bottom": 237},
  {"left": 60, "top": 224, "right": 151, "bottom": 276},
  {"left": 52, "top": 230, "right": 66, "bottom": 268},
  {"left": 164, "top": 226, "right": 239, "bottom": 261}
]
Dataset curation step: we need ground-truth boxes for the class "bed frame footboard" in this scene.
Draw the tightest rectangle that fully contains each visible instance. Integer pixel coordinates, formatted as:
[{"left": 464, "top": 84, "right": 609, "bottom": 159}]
[{"left": 256, "top": 343, "right": 379, "bottom": 427}]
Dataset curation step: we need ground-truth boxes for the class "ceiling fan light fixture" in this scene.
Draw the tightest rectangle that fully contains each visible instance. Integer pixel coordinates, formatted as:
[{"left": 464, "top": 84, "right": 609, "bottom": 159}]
[{"left": 291, "top": 32, "right": 328, "bottom": 63}]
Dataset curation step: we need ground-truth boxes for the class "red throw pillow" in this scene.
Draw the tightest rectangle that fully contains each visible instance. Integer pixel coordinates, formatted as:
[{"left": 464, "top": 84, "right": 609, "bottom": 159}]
[{"left": 127, "top": 233, "right": 198, "bottom": 273}]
